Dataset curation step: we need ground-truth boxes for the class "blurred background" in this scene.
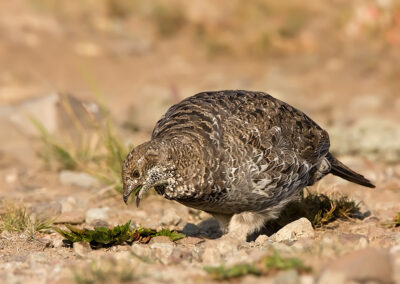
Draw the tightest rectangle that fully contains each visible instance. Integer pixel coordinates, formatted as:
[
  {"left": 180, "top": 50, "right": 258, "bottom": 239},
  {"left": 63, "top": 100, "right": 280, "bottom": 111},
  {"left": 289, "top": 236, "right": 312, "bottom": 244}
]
[{"left": 1, "top": 0, "right": 400, "bottom": 157}]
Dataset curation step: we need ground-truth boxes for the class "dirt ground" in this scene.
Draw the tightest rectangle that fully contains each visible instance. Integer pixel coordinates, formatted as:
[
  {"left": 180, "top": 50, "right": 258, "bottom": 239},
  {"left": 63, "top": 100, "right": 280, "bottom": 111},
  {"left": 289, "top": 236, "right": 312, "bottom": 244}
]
[{"left": 1, "top": 0, "right": 400, "bottom": 283}]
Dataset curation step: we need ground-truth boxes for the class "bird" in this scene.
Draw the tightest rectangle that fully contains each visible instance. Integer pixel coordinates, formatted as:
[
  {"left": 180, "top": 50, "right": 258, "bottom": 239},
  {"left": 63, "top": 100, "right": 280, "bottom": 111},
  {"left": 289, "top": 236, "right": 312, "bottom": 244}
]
[{"left": 122, "top": 90, "right": 374, "bottom": 240}]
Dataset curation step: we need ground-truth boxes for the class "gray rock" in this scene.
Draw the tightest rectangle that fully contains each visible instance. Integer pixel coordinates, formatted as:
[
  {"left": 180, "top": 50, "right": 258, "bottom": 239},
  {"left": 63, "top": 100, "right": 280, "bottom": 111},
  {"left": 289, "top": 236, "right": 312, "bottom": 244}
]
[
  {"left": 73, "top": 241, "right": 92, "bottom": 257},
  {"left": 1, "top": 93, "right": 102, "bottom": 137},
  {"left": 59, "top": 171, "right": 98, "bottom": 188},
  {"left": 85, "top": 207, "right": 110, "bottom": 224},
  {"left": 275, "top": 218, "right": 315, "bottom": 242},
  {"left": 160, "top": 209, "right": 181, "bottom": 226},
  {"left": 59, "top": 196, "right": 86, "bottom": 213},
  {"left": 320, "top": 248, "right": 393, "bottom": 283}
]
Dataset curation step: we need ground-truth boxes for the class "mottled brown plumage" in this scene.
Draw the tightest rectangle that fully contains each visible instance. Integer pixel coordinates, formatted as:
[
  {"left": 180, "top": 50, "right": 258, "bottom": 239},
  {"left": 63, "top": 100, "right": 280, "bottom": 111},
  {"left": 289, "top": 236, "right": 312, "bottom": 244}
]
[{"left": 122, "top": 90, "right": 374, "bottom": 239}]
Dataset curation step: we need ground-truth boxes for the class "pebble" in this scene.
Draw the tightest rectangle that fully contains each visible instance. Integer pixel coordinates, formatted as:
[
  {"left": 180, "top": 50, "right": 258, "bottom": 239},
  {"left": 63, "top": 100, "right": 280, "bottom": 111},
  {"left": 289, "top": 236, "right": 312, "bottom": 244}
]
[
  {"left": 149, "top": 236, "right": 173, "bottom": 245},
  {"left": 255, "top": 234, "right": 269, "bottom": 245},
  {"left": 275, "top": 218, "right": 315, "bottom": 242},
  {"left": 59, "top": 196, "right": 85, "bottom": 213},
  {"left": 85, "top": 207, "right": 110, "bottom": 224},
  {"left": 160, "top": 209, "right": 182, "bottom": 226}
]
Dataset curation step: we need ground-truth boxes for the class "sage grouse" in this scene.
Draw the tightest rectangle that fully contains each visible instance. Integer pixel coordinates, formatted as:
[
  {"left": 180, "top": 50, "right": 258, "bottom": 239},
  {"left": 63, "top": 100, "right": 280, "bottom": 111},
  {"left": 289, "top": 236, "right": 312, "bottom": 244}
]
[{"left": 122, "top": 90, "right": 374, "bottom": 240}]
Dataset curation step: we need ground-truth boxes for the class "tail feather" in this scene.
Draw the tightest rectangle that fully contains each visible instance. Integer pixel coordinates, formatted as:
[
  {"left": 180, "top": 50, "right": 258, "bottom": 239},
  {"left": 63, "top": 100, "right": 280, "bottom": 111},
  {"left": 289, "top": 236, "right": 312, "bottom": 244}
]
[{"left": 327, "top": 153, "right": 375, "bottom": 188}]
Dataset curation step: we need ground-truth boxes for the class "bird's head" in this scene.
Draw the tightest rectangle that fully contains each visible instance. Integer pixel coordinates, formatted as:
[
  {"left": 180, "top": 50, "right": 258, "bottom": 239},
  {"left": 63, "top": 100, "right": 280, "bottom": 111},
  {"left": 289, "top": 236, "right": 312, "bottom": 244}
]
[{"left": 122, "top": 140, "right": 175, "bottom": 207}]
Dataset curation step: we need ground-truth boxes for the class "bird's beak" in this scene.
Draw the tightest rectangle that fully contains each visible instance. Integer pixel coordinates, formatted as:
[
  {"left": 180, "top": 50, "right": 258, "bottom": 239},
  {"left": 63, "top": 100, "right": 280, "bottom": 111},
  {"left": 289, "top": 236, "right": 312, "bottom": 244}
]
[
  {"left": 123, "top": 182, "right": 141, "bottom": 205},
  {"left": 123, "top": 183, "right": 152, "bottom": 208}
]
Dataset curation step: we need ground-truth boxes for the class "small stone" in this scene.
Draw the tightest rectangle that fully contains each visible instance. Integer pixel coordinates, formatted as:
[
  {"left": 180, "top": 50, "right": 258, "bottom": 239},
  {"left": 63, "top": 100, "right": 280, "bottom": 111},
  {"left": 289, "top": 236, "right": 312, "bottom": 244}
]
[
  {"left": 149, "top": 236, "right": 173, "bottom": 244},
  {"left": 54, "top": 210, "right": 85, "bottom": 224},
  {"left": 52, "top": 236, "right": 64, "bottom": 248},
  {"left": 73, "top": 242, "right": 92, "bottom": 257},
  {"left": 85, "top": 207, "right": 110, "bottom": 224},
  {"left": 275, "top": 218, "right": 315, "bottom": 242},
  {"left": 255, "top": 234, "right": 269, "bottom": 245},
  {"left": 59, "top": 196, "right": 85, "bottom": 213},
  {"left": 59, "top": 171, "right": 98, "bottom": 188},
  {"left": 160, "top": 209, "right": 182, "bottom": 226}
]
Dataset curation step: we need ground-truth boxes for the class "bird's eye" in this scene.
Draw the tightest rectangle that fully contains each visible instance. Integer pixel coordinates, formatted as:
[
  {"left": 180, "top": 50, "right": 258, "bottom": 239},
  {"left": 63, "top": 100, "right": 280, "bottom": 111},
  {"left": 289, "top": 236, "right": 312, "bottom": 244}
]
[{"left": 131, "top": 170, "right": 140, "bottom": 179}]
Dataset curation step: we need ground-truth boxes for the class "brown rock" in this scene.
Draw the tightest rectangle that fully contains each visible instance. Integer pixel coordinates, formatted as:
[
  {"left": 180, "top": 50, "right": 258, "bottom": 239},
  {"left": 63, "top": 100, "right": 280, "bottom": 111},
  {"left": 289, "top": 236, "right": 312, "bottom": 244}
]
[
  {"left": 321, "top": 248, "right": 393, "bottom": 283},
  {"left": 149, "top": 236, "right": 173, "bottom": 245},
  {"left": 54, "top": 210, "right": 85, "bottom": 224}
]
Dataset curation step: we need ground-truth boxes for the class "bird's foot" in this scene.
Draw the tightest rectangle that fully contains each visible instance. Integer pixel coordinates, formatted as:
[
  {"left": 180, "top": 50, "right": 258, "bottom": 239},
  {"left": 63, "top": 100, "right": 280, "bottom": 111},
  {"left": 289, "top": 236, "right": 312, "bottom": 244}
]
[{"left": 227, "top": 212, "right": 268, "bottom": 242}]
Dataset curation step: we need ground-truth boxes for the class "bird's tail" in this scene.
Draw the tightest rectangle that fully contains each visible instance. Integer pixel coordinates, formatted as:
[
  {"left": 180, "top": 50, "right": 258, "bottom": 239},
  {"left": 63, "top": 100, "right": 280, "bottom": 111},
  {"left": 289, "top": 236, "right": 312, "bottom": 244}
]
[{"left": 327, "top": 153, "right": 375, "bottom": 188}]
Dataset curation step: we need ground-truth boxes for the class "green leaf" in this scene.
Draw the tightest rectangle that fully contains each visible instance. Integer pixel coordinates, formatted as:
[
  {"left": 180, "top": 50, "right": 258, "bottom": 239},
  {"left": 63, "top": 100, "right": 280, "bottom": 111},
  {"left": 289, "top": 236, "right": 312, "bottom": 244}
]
[
  {"left": 54, "top": 221, "right": 186, "bottom": 248},
  {"left": 156, "top": 229, "right": 185, "bottom": 241}
]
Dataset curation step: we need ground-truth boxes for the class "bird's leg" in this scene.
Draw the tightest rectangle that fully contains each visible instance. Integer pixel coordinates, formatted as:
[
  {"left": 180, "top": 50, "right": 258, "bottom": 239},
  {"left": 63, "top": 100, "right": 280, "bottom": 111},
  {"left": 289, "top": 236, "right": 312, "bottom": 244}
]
[
  {"left": 227, "top": 212, "right": 270, "bottom": 242},
  {"left": 210, "top": 213, "right": 232, "bottom": 234}
]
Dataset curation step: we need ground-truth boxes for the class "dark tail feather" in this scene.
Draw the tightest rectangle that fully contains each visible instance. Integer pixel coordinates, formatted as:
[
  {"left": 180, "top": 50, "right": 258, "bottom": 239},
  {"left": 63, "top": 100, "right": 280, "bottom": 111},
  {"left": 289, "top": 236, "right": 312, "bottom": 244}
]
[{"left": 328, "top": 154, "right": 375, "bottom": 188}]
